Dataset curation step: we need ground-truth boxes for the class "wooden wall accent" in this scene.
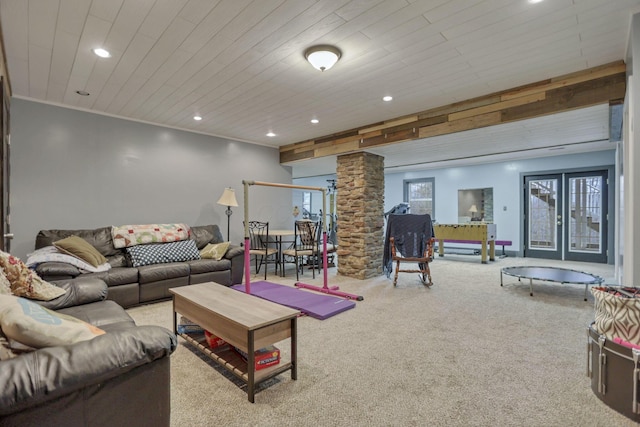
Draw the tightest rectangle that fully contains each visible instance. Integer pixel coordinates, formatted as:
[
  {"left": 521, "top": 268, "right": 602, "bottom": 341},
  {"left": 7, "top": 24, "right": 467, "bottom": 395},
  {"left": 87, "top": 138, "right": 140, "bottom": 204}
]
[{"left": 280, "top": 61, "right": 626, "bottom": 164}]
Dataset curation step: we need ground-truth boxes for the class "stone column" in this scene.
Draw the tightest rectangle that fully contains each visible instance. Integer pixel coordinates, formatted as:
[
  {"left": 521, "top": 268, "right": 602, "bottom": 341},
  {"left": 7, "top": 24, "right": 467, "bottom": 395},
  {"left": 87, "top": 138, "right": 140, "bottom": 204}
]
[{"left": 336, "top": 152, "right": 385, "bottom": 279}]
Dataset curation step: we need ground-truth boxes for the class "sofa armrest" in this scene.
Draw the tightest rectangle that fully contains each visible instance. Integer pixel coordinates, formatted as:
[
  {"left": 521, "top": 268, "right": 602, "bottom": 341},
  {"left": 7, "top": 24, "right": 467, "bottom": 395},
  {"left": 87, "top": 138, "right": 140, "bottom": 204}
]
[
  {"left": 0, "top": 325, "right": 177, "bottom": 415},
  {"left": 34, "top": 261, "right": 81, "bottom": 279},
  {"left": 224, "top": 245, "right": 245, "bottom": 284},
  {"left": 224, "top": 245, "right": 244, "bottom": 260},
  {"left": 36, "top": 278, "right": 108, "bottom": 310}
]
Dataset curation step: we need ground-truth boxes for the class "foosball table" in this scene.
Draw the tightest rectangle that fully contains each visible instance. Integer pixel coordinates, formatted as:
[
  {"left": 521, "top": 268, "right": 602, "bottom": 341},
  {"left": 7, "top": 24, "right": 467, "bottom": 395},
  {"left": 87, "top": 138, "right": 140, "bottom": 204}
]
[{"left": 433, "top": 223, "right": 497, "bottom": 263}]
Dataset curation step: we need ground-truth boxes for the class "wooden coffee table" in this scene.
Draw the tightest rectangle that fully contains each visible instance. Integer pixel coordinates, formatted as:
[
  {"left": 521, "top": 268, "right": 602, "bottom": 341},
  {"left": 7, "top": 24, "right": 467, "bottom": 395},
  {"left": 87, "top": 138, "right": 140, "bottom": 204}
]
[{"left": 170, "top": 283, "right": 300, "bottom": 402}]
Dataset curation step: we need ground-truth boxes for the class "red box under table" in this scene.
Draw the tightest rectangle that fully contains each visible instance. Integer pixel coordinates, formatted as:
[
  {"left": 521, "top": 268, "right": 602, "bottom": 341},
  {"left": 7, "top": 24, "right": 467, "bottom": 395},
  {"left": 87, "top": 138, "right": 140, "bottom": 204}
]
[
  {"left": 234, "top": 345, "right": 281, "bottom": 371},
  {"left": 204, "top": 330, "right": 227, "bottom": 349}
]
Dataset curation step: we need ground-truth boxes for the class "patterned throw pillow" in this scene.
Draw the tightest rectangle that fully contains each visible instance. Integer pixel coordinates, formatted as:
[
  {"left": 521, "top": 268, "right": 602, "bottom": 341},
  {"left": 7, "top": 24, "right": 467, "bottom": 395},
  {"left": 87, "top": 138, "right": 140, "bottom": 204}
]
[
  {"left": 0, "top": 295, "right": 105, "bottom": 348},
  {"left": 112, "top": 223, "right": 191, "bottom": 249},
  {"left": 0, "top": 328, "right": 23, "bottom": 360},
  {"left": 200, "top": 242, "right": 230, "bottom": 260},
  {"left": 0, "top": 251, "right": 66, "bottom": 301},
  {"left": 126, "top": 240, "right": 201, "bottom": 267},
  {"left": 0, "top": 269, "right": 10, "bottom": 295},
  {"left": 592, "top": 287, "right": 640, "bottom": 344}
]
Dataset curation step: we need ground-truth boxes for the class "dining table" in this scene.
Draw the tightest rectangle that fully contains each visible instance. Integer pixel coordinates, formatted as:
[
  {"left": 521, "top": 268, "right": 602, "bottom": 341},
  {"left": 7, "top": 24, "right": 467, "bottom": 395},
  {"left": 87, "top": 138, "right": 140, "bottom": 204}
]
[{"left": 268, "top": 229, "right": 295, "bottom": 277}]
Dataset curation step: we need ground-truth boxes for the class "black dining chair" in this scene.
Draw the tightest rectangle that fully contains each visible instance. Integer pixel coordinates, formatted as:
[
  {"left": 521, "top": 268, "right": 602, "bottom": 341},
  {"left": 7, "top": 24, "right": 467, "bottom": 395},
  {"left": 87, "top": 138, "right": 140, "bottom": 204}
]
[
  {"left": 246, "top": 221, "right": 278, "bottom": 279},
  {"left": 282, "top": 220, "right": 321, "bottom": 280}
]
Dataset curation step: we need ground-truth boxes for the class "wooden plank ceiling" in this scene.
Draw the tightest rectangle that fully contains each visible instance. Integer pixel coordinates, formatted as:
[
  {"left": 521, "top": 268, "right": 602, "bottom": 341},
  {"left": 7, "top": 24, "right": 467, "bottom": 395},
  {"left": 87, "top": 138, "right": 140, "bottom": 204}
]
[
  {"left": 1, "top": 0, "right": 637, "bottom": 176},
  {"left": 280, "top": 61, "right": 626, "bottom": 164}
]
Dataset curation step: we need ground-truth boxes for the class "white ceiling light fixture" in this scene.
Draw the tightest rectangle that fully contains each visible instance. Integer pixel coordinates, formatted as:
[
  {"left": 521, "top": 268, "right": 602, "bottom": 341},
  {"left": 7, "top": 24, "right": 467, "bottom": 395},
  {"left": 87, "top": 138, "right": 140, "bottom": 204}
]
[
  {"left": 193, "top": 115, "right": 202, "bottom": 121},
  {"left": 304, "top": 45, "right": 341, "bottom": 72},
  {"left": 92, "top": 48, "right": 111, "bottom": 58},
  {"left": 266, "top": 132, "right": 276, "bottom": 137},
  {"left": 311, "top": 119, "right": 319, "bottom": 124},
  {"left": 383, "top": 96, "right": 393, "bottom": 102},
  {"left": 528, "top": 0, "right": 544, "bottom": 3}
]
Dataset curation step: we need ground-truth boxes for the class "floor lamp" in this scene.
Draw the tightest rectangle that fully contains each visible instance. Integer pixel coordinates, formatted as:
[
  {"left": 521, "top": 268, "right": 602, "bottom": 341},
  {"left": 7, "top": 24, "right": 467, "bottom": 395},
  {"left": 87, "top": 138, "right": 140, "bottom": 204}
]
[{"left": 217, "top": 188, "right": 238, "bottom": 241}]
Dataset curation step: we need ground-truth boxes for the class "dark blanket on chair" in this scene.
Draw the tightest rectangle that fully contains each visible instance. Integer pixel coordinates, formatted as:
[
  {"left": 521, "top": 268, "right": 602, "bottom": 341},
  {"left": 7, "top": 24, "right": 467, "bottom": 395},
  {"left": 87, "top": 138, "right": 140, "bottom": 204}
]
[{"left": 383, "top": 214, "right": 434, "bottom": 277}]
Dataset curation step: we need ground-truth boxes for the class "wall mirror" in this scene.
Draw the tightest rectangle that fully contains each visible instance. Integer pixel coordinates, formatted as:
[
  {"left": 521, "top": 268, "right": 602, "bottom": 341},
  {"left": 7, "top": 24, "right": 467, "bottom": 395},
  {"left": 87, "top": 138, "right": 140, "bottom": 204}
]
[{"left": 458, "top": 188, "right": 493, "bottom": 223}]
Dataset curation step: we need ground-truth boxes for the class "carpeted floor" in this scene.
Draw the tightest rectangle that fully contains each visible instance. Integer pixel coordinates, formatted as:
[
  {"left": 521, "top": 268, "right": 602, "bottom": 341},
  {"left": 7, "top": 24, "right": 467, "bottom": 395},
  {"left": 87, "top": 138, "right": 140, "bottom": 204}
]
[{"left": 126, "top": 255, "right": 638, "bottom": 427}]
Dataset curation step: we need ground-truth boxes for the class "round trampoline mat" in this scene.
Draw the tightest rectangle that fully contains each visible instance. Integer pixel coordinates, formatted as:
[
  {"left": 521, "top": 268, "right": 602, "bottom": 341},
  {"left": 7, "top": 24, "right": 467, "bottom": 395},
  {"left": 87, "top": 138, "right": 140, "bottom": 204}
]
[
  {"left": 501, "top": 266, "right": 604, "bottom": 285},
  {"left": 500, "top": 266, "right": 604, "bottom": 301}
]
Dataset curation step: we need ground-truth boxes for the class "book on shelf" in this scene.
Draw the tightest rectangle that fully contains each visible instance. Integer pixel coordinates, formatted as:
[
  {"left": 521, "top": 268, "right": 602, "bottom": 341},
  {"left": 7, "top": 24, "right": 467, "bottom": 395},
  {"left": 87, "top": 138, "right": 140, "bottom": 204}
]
[{"left": 177, "top": 316, "right": 205, "bottom": 334}]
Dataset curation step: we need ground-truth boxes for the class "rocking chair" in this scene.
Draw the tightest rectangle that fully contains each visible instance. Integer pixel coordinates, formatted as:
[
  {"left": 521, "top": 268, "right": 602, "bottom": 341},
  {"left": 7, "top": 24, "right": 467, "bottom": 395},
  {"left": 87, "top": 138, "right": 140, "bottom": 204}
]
[{"left": 383, "top": 214, "right": 435, "bottom": 287}]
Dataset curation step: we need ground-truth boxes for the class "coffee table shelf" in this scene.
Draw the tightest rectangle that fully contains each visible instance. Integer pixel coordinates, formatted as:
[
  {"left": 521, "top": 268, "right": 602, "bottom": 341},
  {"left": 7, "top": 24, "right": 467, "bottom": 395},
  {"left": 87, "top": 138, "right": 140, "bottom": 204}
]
[
  {"left": 170, "top": 283, "right": 300, "bottom": 402},
  {"left": 179, "top": 333, "right": 294, "bottom": 383}
]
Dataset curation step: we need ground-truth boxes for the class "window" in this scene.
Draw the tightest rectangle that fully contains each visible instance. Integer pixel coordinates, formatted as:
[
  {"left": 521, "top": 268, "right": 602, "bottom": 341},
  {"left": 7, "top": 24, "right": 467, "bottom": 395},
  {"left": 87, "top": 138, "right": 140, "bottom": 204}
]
[
  {"left": 302, "top": 192, "right": 312, "bottom": 218},
  {"left": 403, "top": 178, "right": 435, "bottom": 217}
]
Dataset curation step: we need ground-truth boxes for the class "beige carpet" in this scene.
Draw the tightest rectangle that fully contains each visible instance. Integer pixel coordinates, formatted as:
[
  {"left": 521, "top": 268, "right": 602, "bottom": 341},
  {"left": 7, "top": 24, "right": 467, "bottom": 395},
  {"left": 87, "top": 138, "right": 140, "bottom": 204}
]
[{"left": 127, "top": 255, "right": 637, "bottom": 427}]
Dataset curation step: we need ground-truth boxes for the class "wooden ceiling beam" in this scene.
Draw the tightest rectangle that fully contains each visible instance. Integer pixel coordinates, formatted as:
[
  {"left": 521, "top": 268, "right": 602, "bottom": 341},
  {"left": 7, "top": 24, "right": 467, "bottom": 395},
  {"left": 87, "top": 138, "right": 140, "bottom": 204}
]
[{"left": 280, "top": 61, "right": 626, "bottom": 164}]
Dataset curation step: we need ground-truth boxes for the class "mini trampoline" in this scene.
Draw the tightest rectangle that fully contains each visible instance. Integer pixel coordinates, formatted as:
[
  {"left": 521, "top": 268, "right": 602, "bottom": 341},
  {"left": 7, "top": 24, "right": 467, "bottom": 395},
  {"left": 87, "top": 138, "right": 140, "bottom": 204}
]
[{"left": 500, "top": 266, "right": 604, "bottom": 301}]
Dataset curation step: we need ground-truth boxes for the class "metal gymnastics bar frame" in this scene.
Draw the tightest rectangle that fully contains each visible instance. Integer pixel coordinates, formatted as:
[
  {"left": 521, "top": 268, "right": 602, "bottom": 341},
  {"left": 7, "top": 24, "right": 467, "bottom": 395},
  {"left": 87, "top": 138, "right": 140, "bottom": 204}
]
[{"left": 242, "top": 180, "right": 363, "bottom": 301}]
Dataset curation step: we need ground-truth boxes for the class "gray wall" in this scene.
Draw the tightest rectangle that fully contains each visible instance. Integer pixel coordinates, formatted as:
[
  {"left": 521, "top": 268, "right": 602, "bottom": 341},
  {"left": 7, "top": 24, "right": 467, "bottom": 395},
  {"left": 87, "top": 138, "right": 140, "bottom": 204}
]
[
  {"left": 10, "top": 98, "right": 293, "bottom": 259},
  {"left": 386, "top": 151, "right": 615, "bottom": 258},
  {"left": 295, "top": 150, "right": 616, "bottom": 259}
]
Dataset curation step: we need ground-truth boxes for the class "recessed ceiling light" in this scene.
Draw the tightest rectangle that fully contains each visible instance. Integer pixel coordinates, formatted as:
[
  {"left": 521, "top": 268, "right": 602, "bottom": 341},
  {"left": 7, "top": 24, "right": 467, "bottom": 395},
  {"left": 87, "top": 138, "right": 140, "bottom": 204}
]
[
  {"left": 75, "top": 90, "right": 90, "bottom": 96},
  {"left": 266, "top": 132, "right": 276, "bottom": 137},
  {"left": 193, "top": 115, "right": 202, "bottom": 121},
  {"left": 93, "top": 48, "right": 111, "bottom": 58},
  {"left": 383, "top": 96, "right": 393, "bottom": 102},
  {"left": 528, "top": 0, "right": 544, "bottom": 3},
  {"left": 311, "top": 119, "right": 319, "bottom": 124}
]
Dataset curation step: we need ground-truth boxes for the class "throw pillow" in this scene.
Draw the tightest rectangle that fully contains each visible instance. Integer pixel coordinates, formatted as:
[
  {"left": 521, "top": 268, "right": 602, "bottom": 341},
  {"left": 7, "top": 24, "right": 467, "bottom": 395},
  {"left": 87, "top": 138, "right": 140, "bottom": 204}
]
[
  {"left": 0, "top": 251, "right": 66, "bottom": 301},
  {"left": 0, "top": 269, "right": 11, "bottom": 295},
  {"left": 592, "top": 286, "right": 640, "bottom": 344},
  {"left": 53, "top": 235, "right": 108, "bottom": 267},
  {"left": 26, "top": 246, "right": 111, "bottom": 273},
  {"left": 112, "top": 223, "right": 191, "bottom": 248},
  {"left": 0, "top": 329, "right": 19, "bottom": 360},
  {"left": 126, "top": 240, "right": 201, "bottom": 267},
  {"left": 0, "top": 295, "right": 105, "bottom": 348},
  {"left": 200, "top": 242, "right": 230, "bottom": 260}
]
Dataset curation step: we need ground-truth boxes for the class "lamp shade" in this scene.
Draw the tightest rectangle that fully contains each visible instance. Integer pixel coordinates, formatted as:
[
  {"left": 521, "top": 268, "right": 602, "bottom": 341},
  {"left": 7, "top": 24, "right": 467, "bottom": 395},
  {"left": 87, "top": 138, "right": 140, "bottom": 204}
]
[
  {"left": 217, "top": 188, "right": 238, "bottom": 207},
  {"left": 469, "top": 205, "right": 478, "bottom": 213},
  {"left": 304, "top": 45, "right": 341, "bottom": 71}
]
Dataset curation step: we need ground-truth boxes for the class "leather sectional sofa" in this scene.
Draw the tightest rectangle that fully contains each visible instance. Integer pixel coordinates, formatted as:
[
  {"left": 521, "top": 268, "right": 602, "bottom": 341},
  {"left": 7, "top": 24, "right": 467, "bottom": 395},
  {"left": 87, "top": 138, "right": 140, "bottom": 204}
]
[
  {"left": 0, "top": 278, "right": 177, "bottom": 425},
  {"left": 32, "top": 224, "right": 244, "bottom": 308}
]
